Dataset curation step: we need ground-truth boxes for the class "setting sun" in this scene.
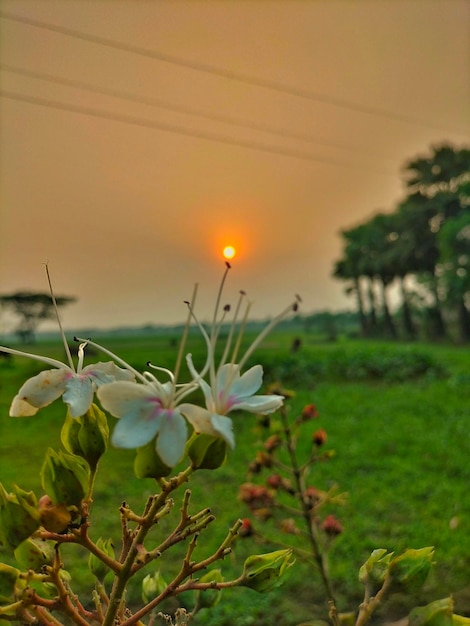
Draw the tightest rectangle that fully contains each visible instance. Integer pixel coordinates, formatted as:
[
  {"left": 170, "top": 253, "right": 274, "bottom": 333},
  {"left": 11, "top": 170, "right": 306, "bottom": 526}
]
[{"left": 222, "top": 245, "right": 236, "bottom": 260}]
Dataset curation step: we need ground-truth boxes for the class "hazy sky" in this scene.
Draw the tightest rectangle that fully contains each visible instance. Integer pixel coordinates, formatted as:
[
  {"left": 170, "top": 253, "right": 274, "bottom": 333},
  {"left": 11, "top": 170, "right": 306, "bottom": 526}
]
[{"left": 1, "top": 0, "right": 469, "bottom": 332}]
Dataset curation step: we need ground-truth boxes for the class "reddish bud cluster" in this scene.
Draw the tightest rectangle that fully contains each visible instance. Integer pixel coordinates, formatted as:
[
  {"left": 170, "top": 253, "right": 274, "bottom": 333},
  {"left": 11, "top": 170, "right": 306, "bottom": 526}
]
[
  {"left": 239, "top": 483, "right": 276, "bottom": 514},
  {"left": 264, "top": 434, "right": 282, "bottom": 452},
  {"left": 312, "top": 428, "right": 327, "bottom": 446},
  {"left": 322, "top": 514, "right": 343, "bottom": 537},
  {"left": 239, "top": 518, "right": 254, "bottom": 537},
  {"left": 248, "top": 450, "right": 274, "bottom": 474},
  {"left": 303, "top": 486, "right": 321, "bottom": 510},
  {"left": 301, "top": 404, "right": 319, "bottom": 420}
]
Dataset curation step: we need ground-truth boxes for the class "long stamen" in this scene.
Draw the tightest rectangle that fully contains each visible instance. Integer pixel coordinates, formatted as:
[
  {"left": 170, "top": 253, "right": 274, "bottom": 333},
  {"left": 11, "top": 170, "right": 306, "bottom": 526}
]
[
  {"left": 74, "top": 336, "right": 148, "bottom": 384},
  {"left": 184, "top": 301, "right": 213, "bottom": 380},
  {"left": 219, "top": 291, "right": 246, "bottom": 369},
  {"left": 238, "top": 296, "right": 301, "bottom": 370},
  {"left": 230, "top": 299, "right": 252, "bottom": 366},
  {"left": 173, "top": 284, "right": 198, "bottom": 392},
  {"left": 45, "top": 264, "right": 75, "bottom": 371},
  {"left": 146, "top": 362, "right": 175, "bottom": 383},
  {"left": 0, "top": 345, "right": 68, "bottom": 370}
]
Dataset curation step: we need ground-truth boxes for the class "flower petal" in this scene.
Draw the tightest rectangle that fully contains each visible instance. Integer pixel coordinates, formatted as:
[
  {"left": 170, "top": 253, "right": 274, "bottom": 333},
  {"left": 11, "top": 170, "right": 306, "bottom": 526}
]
[
  {"left": 111, "top": 410, "right": 161, "bottom": 449},
  {"left": 82, "top": 362, "right": 135, "bottom": 386},
  {"left": 229, "top": 394, "right": 284, "bottom": 415},
  {"left": 63, "top": 376, "right": 94, "bottom": 418},
  {"left": 210, "top": 414, "right": 235, "bottom": 448},
  {"left": 10, "top": 395, "right": 40, "bottom": 417},
  {"left": 227, "top": 364, "right": 263, "bottom": 398},
  {"left": 156, "top": 410, "right": 188, "bottom": 467},
  {"left": 12, "top": 369, "right": 68, "bottom": 413},
  {"left": 97, "top": 381, "right": 155, "bottom": 417},
  {"left": 179, "top": 403, "right": 214, "bottom": 436},
  {"left": 98, "top": 381, "right": 164, "bottom": 449}
]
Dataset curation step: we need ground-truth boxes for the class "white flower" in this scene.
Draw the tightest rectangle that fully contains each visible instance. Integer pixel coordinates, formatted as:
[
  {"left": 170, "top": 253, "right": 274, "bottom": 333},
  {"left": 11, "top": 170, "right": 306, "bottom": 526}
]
[
  {"left": 180, "top": 266, "right": 297, "bottom": 447},
  {"left": 97, "top": 378, "right": 190, "bottom": 468},
  {"left": 180, "top": 363, "right": 283, "bottom": 448},
  {"left": 1, "top": 342, "right": 135, "bottom": 418}
]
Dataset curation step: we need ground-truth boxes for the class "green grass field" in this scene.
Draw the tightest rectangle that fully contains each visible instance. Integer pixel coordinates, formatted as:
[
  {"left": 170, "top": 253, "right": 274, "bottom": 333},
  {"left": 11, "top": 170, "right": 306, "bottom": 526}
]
[{"left": 0, "top": 331, "right": 469, "bottom": 625}]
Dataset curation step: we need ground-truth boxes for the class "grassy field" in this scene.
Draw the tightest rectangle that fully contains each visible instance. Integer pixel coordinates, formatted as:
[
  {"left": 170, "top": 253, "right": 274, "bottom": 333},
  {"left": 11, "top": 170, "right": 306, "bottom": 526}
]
[{"left": 0, "top": 330, "right": 469, "bottom": 625}]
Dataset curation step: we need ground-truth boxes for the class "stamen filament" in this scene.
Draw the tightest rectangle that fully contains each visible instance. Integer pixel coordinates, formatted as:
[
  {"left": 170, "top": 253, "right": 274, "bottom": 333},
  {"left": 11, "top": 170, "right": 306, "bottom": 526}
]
[
  {"left": 74, "top": 337, "right": 148, "bottom": 384},
  {"left": 45, "top": 264, "right": 75, "bottom": 371},
  {"left": 0, "top": 346, "right": 69, "bottom": 370},
  {"left": 219, "top": 291, "right": 246, "bottom": 369},
  {"left": 238, "top": 300, "right": 299, "bottom": 370},
  {"left": 173, "top": 284, "right": 198, "bottom": 391}
]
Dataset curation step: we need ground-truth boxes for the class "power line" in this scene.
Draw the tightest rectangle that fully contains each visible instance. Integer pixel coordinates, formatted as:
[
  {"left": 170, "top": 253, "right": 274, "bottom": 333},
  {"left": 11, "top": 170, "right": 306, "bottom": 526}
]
[
  {"left": 0, "top": 9, "right": 463, "bottom": 134},
  {"left": 0, "top": 63, "right": 389, "bottom": 160},
  {"left": 0, "top": 89, "right": 394, "bottom": 175}
]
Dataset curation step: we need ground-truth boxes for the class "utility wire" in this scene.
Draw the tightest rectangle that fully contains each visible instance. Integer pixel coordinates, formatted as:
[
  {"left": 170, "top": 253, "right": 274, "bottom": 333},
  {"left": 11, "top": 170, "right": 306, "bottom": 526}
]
[
  {"left": 0, "top": 63, "right": 391, "bottom": 161},
  {"left": 0, "top": 9, "right": 463, "bottom": 134},
  {"left": 0, "top": 89, "right": 394, "bottom": 175}
]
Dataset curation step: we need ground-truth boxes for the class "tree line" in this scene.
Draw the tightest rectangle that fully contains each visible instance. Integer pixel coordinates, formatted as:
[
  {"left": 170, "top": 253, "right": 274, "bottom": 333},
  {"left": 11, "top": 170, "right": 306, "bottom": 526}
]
[{"left": 333, "top": 143, "right": 470, "bottom": 342}]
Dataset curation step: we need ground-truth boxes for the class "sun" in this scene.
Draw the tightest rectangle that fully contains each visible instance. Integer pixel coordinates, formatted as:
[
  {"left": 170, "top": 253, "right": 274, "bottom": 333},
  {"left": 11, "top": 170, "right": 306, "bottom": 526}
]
[{"left": 222, "top": 245, "right": 236, "bottom": 260}]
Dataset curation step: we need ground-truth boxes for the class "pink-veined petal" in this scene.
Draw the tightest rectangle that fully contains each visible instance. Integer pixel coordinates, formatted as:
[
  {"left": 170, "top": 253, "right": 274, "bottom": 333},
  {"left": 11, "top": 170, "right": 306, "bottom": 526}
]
[
  {"left": 210, "top": 414, "right": 235, "bottom": 448},
  {"left": 229, "top": 394, "right": 284, "bottom": 415},
  {"left": 156, "top": 410, "right": 188, "bottom": 467},
  {"left": 111, "top": 409, "right": 161, "bottom": 449},
  {"left": 82, "top": 362, "right": 135, "bottom": 386},
  {"left": 97, "top": 381, "right": 156, "bottom": 417},
  {"left": 12, "top": 369, "right": 69, "bottom": 412},
  {"left": 63, "top": 376, "right": 94, "bottom": 418}
]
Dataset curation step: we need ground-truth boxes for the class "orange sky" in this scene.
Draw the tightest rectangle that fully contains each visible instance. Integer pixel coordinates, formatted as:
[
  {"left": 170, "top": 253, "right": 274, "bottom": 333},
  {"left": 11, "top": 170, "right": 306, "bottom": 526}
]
[{"left": 1, "top": 0, "right": 469, "bottom": 331}]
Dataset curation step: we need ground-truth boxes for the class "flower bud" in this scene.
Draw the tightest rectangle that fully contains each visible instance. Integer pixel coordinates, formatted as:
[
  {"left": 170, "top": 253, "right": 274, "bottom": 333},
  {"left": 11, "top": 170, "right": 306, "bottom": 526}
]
[
  {"left": 142, "top": 570, "right": 168, "bottom": 603},
  {"left": 41, "top": 449, "right": 90, "bottom": 508},
  {"left": 409, "top": 597, "right": 454, "bottom": 626},
  {"left": 264, "top": 435, "right": 282, "bottom": 452},
  {"left": 301, "top": 404, "right": 319, "bottom": 420},
  {"left": 194, "top": 569, "right": 223, "bottom": 609},
  {"left": 14, "top": 537, "right": 55, "bottom": 571},
  {"left": 388, "top": 547, "right": 434, "bottom": 593},
  {"left": 322, "top": 515, "right": 343, "bottom": 537},
  {"left": 0, "top": 484, "right": 40, "bottom": 549},
  {"left": 186, "top": 433, "right": 227, "bottom": 470},
  {"left": 61, "top": 404, "right": 109, "bottom": 470},
  {"left": 38, "top": 495, "right": 72, "bottom": 533},
  {"left": 88, "top": 537, "right": 115, "bottom": 581},
  {"left": 239, "top": 518, "right": 254, "bottom": 537},
  {"left": 134, "top": 440, "right": 171, "bottom": 479},
  {"left": 239, "top": 549, "right": 294, "bottom": 592},
  {"left": 359, "top": 549, "right": 393, "bottom": 592},
  {"left": 312, "top": 428, "right": 327, "bottom": 446}
]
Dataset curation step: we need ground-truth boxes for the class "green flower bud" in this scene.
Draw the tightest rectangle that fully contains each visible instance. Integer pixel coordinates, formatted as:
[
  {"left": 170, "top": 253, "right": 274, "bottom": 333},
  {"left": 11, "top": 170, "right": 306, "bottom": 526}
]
[
  {"left": 186, "top": 433, "right": 227, "bottom": 470},
  {"left": 41, "top": 449, "right": 90, "bottom": 508},
  {"left": 409, "top": 597, "right": 454, "bottom": 626},
  {"left": 134, "top": 440, "right": 171, "bottom": 479},
  {"left": 358, "top": 549, "right": 393, "bottom": 592},
  {"left": 88, "top": 537, "right": 115, "bottom": 581},
  {"left": 0, "top": 484, "right": 40, "bottom": 549},
  {"left": 388, "top": 547, "right": 435, "bottom": 593},
  {"left": 195, "top": 569, "right": 223, "bottom": 609},
  {"left": 0, "top": 563, "right": 20, "bottom": 603},
  {"left": 14, "top": 537, "right": 55, "bottom": 571},
  {"left": 61, "top": 404, "right": 109, "bottom": 470},
  {"left": 142, "top": 570, "right": 168, "bottom": 603},
  {"left": 239, "top": 549, "right": 294, "bottom": 592}
]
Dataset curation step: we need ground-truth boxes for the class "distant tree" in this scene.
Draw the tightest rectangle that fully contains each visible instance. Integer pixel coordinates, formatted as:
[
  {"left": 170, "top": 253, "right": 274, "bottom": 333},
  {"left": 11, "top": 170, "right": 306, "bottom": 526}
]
[
  {"left": 438, "top": 210, "right": 470, "bottom": 342},
  {"left": 0, "top": 291, "right": 76, "bottom": 343}
]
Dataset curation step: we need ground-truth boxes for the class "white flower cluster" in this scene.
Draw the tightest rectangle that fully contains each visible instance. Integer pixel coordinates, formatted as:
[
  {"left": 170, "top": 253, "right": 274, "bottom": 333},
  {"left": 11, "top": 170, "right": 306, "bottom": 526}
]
[{"left": 1, "top": 267, "right": 299, "bottom": 467}]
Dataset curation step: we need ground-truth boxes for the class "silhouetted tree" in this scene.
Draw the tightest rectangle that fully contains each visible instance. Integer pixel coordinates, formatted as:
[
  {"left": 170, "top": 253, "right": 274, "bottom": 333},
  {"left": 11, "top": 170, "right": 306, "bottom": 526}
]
[{"left": 0, "top": 291, "right": 76, "bottom": 343}]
